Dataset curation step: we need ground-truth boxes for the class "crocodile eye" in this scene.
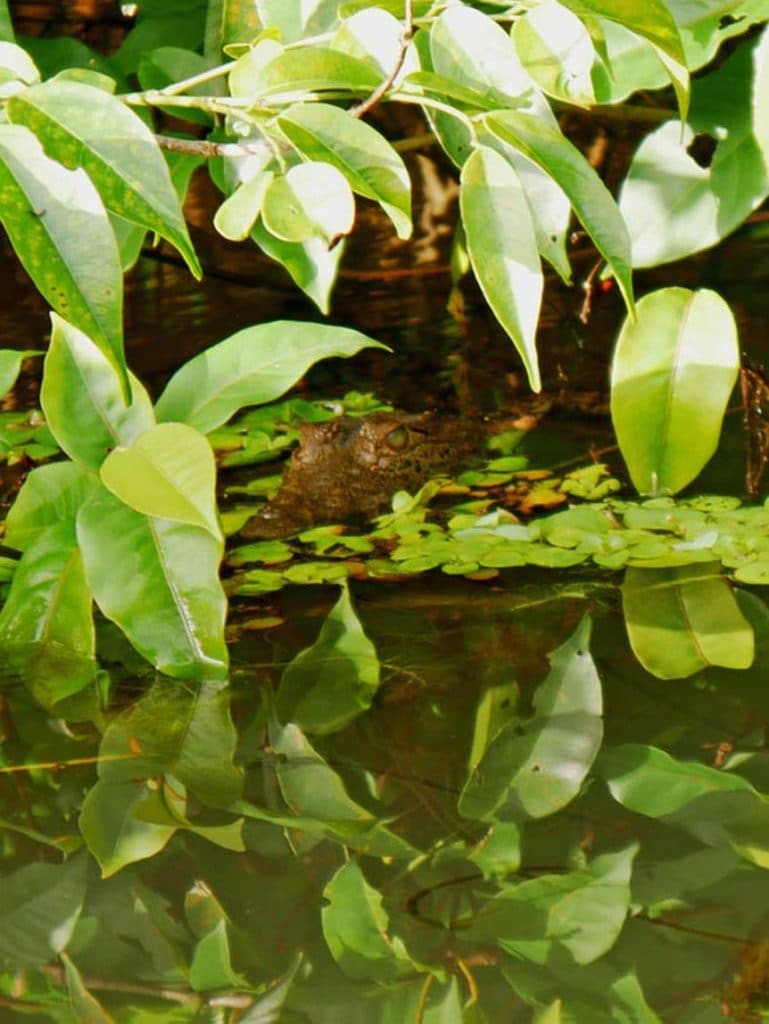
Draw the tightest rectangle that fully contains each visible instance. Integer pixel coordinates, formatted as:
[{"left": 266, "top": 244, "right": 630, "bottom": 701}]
[{"left": 384, "top": 425, "right": 409, "bottom": 450}]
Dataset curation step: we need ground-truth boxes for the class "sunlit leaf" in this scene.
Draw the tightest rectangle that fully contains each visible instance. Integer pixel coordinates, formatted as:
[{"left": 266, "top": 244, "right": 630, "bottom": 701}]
[
  {"left": 333, "top": 7, "right": 419, "bottom": 88},
  {"left": 155, "top": 320, "right": 387, "bottom": 433},
  {"left": 277, "top": 584, "right": 380, "bottom": 733},
  {"left": 322, "top": 862, "right": 420, "bottom": 981},
  {"left": 611, "top": 288, "right": 739, "bottom": 495},
  {"left": 485, "top": 111, "right": 634, "bottom": 315},
  {"left": 41, "top": 314, "right": 155, "bottom": 472},
  {"left": 8, "top": 79, "right": 201, "bottom": 276},
  {"left": 459, "top": 616, "right": 602, "bottom": 820},
  {"left": 261, "top": 162, "right": 355, "bottom": 245},
  {"left": 3, "top": 462, "right": 97, "bottom": 552},
  {"left": 235, "top": 45, "right": 379, "bottom": 97},
  {"left": 0, "top": 348, "right": 23, "bottom": 399},
  {"left": 278, "top": 102, "right": 412, "bottom": 238},
  {"left": 460, "top": 146, "right": 542, "bottom": 391},
  {"left": 622, "top": 565, "right": 754, "bottom": 679},
  {"left": 251, "top": 219, "right": 345, "bottom": 313},
  {"left": 512, "top": 1, "right": 596, "bottom": 106},
  {"left": 619, "top": 39, "right": 768, "bottom": 267},
  {"left": 77, "top": 486, "right": 228, "bottom": 680},
  {"left": 214, "top": 167, "right": 274, "bottom": 240},
  {"left": 0, "top": 124, "right": 126, "bottom": 394},
  {"left": 559, "top": 0, "right": 689, "bottom": 118},
  {"left": 255, "top": 0, "right": 340, "bottom": 43},
  {"left": 0, "top": 854, "right": 87, "bottom": 967},
  {"left": 100, "top": 423, "right": 221, "bottom": 541}
]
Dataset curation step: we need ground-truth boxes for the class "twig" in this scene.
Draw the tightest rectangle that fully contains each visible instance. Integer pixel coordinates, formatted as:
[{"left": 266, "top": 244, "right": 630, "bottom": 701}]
[
  {"left": 348, "top": 0, "right": 414, "bottom": 119},
  {"left": 154, "top": 134, "right": 268, "bottom": 158}
]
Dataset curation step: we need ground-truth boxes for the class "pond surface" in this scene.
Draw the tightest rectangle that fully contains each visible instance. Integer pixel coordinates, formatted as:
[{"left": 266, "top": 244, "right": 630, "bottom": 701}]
[{"left": 2, "top": 191, "right": 769, "bottom": 1022}]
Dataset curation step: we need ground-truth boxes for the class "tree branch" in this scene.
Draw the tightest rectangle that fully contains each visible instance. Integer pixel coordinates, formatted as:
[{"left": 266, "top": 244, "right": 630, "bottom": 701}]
[{"left": 348, "top": 0, "right": 414, "bottom": 119}]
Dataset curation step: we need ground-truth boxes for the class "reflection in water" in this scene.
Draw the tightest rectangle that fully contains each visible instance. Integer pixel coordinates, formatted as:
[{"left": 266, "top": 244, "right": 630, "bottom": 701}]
[{"left": 3, "top": 574, "right": 769, "bottom": 1019}]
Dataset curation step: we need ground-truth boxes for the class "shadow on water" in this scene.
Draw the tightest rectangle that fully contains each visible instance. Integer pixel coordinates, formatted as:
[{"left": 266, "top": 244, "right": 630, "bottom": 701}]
[{"left": 4, "top": 170, "right": 769, "bottom": 1020}]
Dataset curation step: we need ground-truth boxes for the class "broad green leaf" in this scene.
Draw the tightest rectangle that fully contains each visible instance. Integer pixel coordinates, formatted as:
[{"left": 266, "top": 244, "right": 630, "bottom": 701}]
[
  {"left": 468, "top": 845, "right": 636, "bottom": 965},
  {"left": 3, "top": 462, "right": 98, "bottom": 552},
  {"left": 234, "top": 45, "right": 380, "bottom": 98},
  {"left": 512, "top": 1, "right": 596, "bottom": 106},
  {"left": 7, "top": 79, "right": 201, "bottom": 277},
  {"left": 251, "top": 220, "right": 345, "bottom": 313},
  {"left": 460, "top": 146, "right": 542, "bottom": 391},
  {"left": 261, "top": 162, "right": 355, "bottom": 245},
  {"left": 468, "top": 821, "right": 522, "bottom": 878},
  {"left": 137, "top": 46, "right": 217, "bottom": 126},
  {"left": 619, "top": 38, "right": 768, "bottom": 267},
  {"left": 322, "top": 862, "right": 419, "bottom": 981},
  {"left": 62, "top": 954, "right": 116, "bottom": 1024},
  {"left": 154, "top": 320, "right": 387, "bottom": 433},
  {"left": 214, "top": 168, "right": 274, "bottom": 240},
  {"left": 534, "top": 1002, "right": 562, "bottom": 1024},
  {"left": 237, "top": 953, "right": 303, "bottom": 1024},
  {"left": 333, "top": 7, "right": 419, "bottom": 88},
  {"left": 622, "top": 565, "right": 754, "bottom": 679},
  {"left": 0, "top": 41, "right": 39, "bottom": 97},
  {"left": 0, "top": 348, "right": 23, "bottom": 399},
  {"left": 485, "top": 111, "right": 634, "bottom": 315},
  {"left": 0, "top": 855, "right": 87, "bottom": 968},
  {"left": 206, "top": 0, "right": 260, "bottom": 53},
  {"left": 94, "top": 680, "right": 243, "bottom": 808},
  {"left": 256, "top": 0, "right": 340, "bottom": 43},
  {"left": 459, "top": 616, "right": 602, "bottom": 820},
  {"left": 76, "top": 486, "right": 228, "bottom": 680},
  {"left": 80, "top": 780, "right": 177, "bottom": 877},
  {"left": 278, "top": 102, "right": 412, "bottom": 239},
  {"left": 610, "top": 287, "right": 739, "bottom": 495},
  {"left": 100, "top": 423, "right": 221, "bottom": 541},
  {"left": 277, "top": 584, "right": 380, "bottom": 733},
  {"left": 0, "top": 521, "right": 94, "bottom": 657},
  {"left": 41, "top": 314, "right": 155, "bottom": 472},
  {"left": 0, "top": 124, "right": 126, "bottom": 394},
  {"left": 560, "top": 0, "right": 689, "bottom": 118},
  {"left": 467, "top": 680, "right": 520, "bottom": 775},
  {"left": 429, "top": 6, "right": 551, "bottom": 117}
]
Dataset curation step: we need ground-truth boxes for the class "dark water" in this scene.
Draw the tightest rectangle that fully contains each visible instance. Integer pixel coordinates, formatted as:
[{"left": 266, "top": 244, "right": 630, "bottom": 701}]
[{"left": 3, "top": 180, "right": 769, "bottom": 1021}]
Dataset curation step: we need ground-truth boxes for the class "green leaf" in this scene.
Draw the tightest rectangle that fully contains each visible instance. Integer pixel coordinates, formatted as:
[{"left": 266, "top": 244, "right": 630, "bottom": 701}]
[
  {"left": 277, "top": 584, "right": 380, "bottom": 733},
  {"left": 619, "top": 38, "right": 768, "bottom": 267},
  {"left": 333, "top": 7, "right": 419, "bottom": 86},
  {"left": 622, "top": 565, "right": 754, "bottom": 679},
  {"left": 256, "top": 0, "right": 340, "bottom": 43},
  {"left": 79, "top": 780, "right": 177, "bottom": 877},
  {"left": 0, "top": 855, "right": 87, "bottom": 968},
  {"left": 41, "top": 314, "right": 155, "bottom": 472},
  {"left": 3, "top": 462, "right": 98, "bottom": 552},
  {"left": 0, "top": 348, "right": 23, "bottom": 399},
  {"left": 251, "top": 220, "right": 345, "bottom": 312},
  {"left": 512, "top": 1, "right": 596, "bottom": 106},
  {"left": 189, "top": 918, "right": 245, "bottom": 992},
  {"left": 0, "top": 2, "right": 14, "bottom": 43},
  {"left": 610, "top": 287, "right": 739, "bottom": 495},
  {"left": 468, "top": 845, "right": 636, "bottom": 966},
  {"left": 100, "top": 423, "right": 221, "bottom": 542},
  {"left": 560, "top": 0, "right": 689, "bottom": 118},
  {"left": 137, "top": 46, "right": 217, "bottom": 126},
  {"left": 62, "top": 953, "right": 117, "bottom": 1024},
  {"left": 154, "top": 320, "right": 387, "bottom": 433},
  {"left": 485, "top": 111, "right": 634, "bottom": 315},
  {"left": 322, "top": 862, "right": 419, "bottom": 981},
  {"left": 0, "top": 124, "right": 126, "bottom": 395},
  {"left": 533, "top": 1001, "right": 562, "bottom": 1024},
  {"left": 237, "top": 953, "right": 303, "bottom": 1024},
  {"left": 233, "top": 45, "right": 380, "bottom": 98},
  {"left": 0, "top": 41, "right": 39, "bottom": 96},
  {"left": 0, "top": 521, "right": 94, "bottom": 659},
  {"left": 460, "top": 146, "right": 542, "bottom": 391},
  {"left": 278, "top": 102, "right": 412, "bottom": 239},
  {"left": 76, "top": 486, "right": 228, "bottom": 680},
  {"left": 261, "top": 161, "right": 355, "bottom": 245},
  {"left": 459, "top": 616, "right": 602, "bottom": 820},
  {"left": 214, "top": 167, "right": 274, "bottom": 241},
  {"left": 8, "top": 79, "right": 201, "bottom": 277}
]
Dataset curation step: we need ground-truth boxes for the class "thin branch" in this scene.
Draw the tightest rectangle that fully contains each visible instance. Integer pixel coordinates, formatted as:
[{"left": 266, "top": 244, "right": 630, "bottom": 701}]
[
  {"left": 154, "top": 134, "right": 269, "bottom": 158},
  {"left": 348, "top": 0, "right": 414, "bottom": 119}
]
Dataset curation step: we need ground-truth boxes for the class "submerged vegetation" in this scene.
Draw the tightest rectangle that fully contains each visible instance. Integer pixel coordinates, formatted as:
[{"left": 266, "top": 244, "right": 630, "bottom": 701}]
[{"left": 2, "top": 0, "right": 769, "bottom": 1020}]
